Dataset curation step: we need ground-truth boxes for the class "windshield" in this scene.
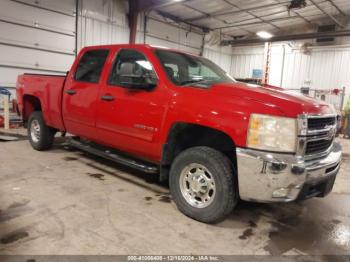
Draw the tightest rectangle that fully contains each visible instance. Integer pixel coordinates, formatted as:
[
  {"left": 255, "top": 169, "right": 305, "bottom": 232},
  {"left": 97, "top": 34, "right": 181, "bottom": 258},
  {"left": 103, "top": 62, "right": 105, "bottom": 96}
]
[{"left": 154, "top": 49, "right": 235, "bottom": 87}]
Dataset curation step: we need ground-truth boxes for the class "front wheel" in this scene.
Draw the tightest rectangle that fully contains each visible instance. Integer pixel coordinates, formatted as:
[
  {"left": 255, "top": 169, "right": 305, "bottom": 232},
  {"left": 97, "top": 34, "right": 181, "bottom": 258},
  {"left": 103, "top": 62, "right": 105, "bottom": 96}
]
[
  {"left": 169, "top": 146, "right": 238, "bottom": 223},
  {"left": 28, "top": 111, "right": 55, "bottom": 151}
]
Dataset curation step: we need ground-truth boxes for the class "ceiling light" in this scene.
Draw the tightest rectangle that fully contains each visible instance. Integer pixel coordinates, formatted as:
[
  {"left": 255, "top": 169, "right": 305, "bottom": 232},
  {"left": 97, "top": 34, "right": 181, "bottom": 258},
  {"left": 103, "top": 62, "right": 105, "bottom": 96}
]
[{"left": 256, "top": 31, "right": 273, "bottom": 39}]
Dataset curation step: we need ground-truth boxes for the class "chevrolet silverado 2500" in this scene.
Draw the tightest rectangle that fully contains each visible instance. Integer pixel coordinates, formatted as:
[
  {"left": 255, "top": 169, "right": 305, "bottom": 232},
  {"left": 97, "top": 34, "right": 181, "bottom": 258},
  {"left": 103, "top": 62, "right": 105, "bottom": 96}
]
[{"left": 16, "top": 44, "right": 342, "bottom": 223}]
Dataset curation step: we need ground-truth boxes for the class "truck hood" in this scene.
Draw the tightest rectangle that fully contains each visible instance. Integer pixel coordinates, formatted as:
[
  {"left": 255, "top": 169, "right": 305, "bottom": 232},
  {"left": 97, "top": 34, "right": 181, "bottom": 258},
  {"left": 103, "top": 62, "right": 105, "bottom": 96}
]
[{"left": 210, "top": 82, "right": 336, "bottom": 118}]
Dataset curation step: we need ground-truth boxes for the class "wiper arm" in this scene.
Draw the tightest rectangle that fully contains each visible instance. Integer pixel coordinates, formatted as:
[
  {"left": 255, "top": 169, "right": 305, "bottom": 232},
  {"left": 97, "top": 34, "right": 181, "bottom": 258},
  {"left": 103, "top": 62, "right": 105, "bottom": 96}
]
[{"left": 180, "top": 79, "right": 207, "bottom": 86}]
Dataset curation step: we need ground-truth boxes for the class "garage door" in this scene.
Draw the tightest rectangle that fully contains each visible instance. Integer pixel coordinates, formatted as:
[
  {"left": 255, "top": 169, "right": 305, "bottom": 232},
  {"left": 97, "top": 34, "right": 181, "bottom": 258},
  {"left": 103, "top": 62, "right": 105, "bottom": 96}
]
[
  {"left": 145, "top": 17, "right": 203, "bottom": 55},
  {"left": 0, "top": 0, "right": 76, "bottom": 97}
]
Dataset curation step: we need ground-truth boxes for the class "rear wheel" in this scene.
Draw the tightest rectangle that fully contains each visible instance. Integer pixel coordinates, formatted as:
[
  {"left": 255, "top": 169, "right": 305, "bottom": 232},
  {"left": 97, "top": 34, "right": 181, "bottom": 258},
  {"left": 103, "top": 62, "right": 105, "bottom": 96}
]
[
  {"left": 169, "top": 146, "right": 238, "bottom": 223},
  {"left": 28, "top": 111, "right": 55, "bottom": 151}
]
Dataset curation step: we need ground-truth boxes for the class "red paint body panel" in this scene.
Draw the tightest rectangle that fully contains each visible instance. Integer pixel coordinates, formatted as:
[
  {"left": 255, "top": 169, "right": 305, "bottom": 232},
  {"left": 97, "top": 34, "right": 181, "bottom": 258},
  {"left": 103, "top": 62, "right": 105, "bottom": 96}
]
[
  {"left": 16, "top": 44, "right": 336, "bottom": 163},
  {"left": 16, "top": 74, "right": 66, "bottom": 130}
]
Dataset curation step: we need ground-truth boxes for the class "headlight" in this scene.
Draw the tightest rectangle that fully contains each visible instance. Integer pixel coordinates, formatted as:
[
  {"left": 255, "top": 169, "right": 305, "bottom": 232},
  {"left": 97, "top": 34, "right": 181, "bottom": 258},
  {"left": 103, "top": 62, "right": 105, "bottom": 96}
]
[{"left": 247, "top": 114, "right": 297, "bottom": 153}]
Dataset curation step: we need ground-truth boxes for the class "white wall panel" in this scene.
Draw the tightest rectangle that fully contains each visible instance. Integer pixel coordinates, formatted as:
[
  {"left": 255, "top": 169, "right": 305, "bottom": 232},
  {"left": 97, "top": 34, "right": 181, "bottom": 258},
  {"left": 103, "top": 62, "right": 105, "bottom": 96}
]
[
  {"left": 230, "top": 46, "right": 264, "bottom": 78},
  {"left": 0, "top": 0, "right": 76, "bottom": 89},
  {"left": 0, "top": 0, "right": 130, "bottom": 91},
  {"left": 0, "top": 22, "right": 75, "bottom": 54},
  {"left": 228, "top": 43, "right": 350, "bottom": 107},
  {"left": 309, "top": 48, "right": 350, "bottom": 103},
  {"left": 268, "top": 45, "right": 284, "bottom": 86},
  {"left": 203, "top": 45, "right": 233, "bottom": 73},
  {"left": 77, "top": 0, "right": 129, "bottom": 51},
  {"left": 0, "top": 45, "right": 74, "bottom": 71},
  {"left": 78, "top": 17, "right": 129, "bottom": 48},
  {"left": 13, "top": 0, "right": 76, "bottom": 15},
  {"left": 0, "top": 0, "right": 75, "bottom": 34},
  {"left": 145, "top": 36, "right": 201, "bottom": 54},
  {"left": 230, "top": 44, "right": 350, "bottom": 90},
  {"left": 280, "top": 50, "right": 311, "bottom": 89},
  {"left": 230, "top": 54, "right": 264, "bottom": 78},
  {"left": 145, "top": 18, "right": 203, "bottom": 55}
]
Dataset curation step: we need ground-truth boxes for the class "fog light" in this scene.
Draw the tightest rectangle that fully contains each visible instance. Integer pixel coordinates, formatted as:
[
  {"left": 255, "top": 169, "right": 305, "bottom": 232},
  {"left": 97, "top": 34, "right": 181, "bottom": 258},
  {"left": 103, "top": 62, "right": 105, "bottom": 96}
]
[
  {"left": 269, "top": 162, "right": 287, "bottom": 173},
  {"left": 272, "top": 188, "right": 290, "bottom": 198}
]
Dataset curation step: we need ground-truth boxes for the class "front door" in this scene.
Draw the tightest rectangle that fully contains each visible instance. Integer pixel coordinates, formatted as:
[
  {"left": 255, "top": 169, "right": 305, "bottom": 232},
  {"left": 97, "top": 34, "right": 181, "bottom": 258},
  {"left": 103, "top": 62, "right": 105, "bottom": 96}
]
[
  {"left": 62, "top": 49, "right": 109, "bottom": 139},
  {"left": 96, "top": 48, "right": 170, "bottom": 162}
]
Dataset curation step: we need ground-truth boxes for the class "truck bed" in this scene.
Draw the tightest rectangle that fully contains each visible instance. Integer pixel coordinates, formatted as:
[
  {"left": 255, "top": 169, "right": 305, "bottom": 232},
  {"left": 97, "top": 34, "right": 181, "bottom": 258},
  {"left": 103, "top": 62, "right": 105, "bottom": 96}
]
[{"left": 17, "top": 73, "right": 66, "bottom": 131}]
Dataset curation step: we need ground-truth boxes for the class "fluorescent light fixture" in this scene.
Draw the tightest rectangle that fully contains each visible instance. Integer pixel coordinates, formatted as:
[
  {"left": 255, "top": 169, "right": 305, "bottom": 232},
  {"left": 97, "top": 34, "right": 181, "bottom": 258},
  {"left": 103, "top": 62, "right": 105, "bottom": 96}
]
[{"left": 256, "top": 31, "right": 273, "bottom": 39}]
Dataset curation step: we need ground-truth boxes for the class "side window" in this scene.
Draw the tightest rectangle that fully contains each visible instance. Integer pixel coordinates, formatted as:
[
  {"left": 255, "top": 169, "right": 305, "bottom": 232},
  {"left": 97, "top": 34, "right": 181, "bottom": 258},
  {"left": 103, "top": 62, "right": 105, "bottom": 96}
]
[
  {"left": 74, "top": 49, "right": 109, "bottom": 83},
  {"left": 108, "top": 49, "right": 157, "bottom": 87}
]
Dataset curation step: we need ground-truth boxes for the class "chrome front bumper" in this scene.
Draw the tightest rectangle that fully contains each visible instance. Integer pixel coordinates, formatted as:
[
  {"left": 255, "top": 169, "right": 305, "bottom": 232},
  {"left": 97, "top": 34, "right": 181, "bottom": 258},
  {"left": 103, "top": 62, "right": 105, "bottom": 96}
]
[{"left": 236, "top": 142, "right": 342, "bottom": 203}]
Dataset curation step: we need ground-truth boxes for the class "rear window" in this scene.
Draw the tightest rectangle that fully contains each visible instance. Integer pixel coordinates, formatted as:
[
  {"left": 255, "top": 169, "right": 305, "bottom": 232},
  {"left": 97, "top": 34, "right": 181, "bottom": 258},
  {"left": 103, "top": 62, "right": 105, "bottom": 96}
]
[{"left": 74, "top": 49, "right": 109, "bottom": 83}]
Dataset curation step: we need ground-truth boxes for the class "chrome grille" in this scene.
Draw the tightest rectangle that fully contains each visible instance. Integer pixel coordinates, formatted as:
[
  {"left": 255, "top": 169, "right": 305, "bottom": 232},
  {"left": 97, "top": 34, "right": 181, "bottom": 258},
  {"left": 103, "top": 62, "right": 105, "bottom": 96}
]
[
  {"left": 305, "top": 139, "right": 333, "bottom": 155},
  {"left": 307, "top": 117, "right": 336, "bottom": 131},
  {"left": 297, "top": 114, "right": 337, "bottom": 158}
]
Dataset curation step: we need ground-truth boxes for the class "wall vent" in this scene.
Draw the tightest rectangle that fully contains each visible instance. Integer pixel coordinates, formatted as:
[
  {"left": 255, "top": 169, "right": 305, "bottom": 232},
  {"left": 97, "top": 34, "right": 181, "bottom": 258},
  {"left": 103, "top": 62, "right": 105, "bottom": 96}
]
[{"left": 316, "top": 24, "right": 336, "bottom": 43}]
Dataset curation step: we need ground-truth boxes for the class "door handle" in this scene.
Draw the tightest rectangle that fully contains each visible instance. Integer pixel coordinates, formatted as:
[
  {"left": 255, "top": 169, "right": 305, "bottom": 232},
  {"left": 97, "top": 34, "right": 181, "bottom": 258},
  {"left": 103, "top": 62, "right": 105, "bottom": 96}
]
[
  {"left": 101, "top": 95, "right": 115, "bottom": 101},
  {"left": 65, "top": 89, "right": 77, "bottom": 95}
]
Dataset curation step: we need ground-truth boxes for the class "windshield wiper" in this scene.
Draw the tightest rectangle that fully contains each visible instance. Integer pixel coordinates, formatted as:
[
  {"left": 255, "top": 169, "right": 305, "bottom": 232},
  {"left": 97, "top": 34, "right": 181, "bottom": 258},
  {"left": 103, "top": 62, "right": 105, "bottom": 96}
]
[{"left": 180, "top": 79, "right": 208, "bottom": 86}]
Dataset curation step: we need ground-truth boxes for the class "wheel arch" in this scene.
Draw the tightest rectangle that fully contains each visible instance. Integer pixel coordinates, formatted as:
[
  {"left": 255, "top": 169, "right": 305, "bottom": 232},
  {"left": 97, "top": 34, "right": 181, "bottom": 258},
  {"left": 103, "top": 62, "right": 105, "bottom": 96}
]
[
  {"left": 160, "top": 122, "right": 237, "bottom": 181},
  {"left": 22, "top": 95, "right": 42, "bottom": 126}
]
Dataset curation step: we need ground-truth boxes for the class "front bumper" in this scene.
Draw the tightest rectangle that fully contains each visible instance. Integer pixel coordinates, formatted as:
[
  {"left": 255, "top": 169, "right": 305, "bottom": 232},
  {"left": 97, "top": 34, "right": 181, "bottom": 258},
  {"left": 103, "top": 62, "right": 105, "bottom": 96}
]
[{"left": 236, "top": 142, "right": 342, "bottom": 203}]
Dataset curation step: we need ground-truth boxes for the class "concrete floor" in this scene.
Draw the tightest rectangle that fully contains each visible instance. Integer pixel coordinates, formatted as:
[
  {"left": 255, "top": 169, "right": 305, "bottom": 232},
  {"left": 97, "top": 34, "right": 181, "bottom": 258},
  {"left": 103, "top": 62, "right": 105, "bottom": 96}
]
[{"left": 0, "top": 129, "right": 350, "bottom": 255}]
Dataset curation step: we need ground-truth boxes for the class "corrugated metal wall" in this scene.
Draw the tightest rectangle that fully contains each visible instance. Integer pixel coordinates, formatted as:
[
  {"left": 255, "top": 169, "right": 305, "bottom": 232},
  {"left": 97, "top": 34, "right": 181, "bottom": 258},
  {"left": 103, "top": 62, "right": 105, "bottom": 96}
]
[
  {"left": 77, "top": 0, "right": 129, "bottom": 50},
  {"left": 231, "top": 44, "right": 350, "bottom": 103},
  {"left": 230, "top": 46, "right": 264, "bottom": 79},
  {"left": 203, "top": 45, "right": 233, "bottom": 73}
]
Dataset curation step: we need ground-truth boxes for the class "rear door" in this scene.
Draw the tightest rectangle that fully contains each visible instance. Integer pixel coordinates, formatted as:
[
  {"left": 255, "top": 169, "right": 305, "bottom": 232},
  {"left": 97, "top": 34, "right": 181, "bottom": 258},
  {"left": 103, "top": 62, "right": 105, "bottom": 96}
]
[
  {"left": 95, "top": 47, "right": 170, "bottom": 162},
  {"left": 62, "top": 49, "right": 109, "bottom": 139}
]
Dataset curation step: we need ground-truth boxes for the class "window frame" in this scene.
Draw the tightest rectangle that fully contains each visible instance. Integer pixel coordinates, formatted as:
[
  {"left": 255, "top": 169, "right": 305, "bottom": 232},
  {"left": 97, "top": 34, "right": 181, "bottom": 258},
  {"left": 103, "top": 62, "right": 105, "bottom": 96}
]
[
  {"left": 107, "top": 48, "right": 159, "bottom": 88},
  {"left": 154, "top": 49, "right": 235, "bottom": 87},
  {"left": 74, "top": 49, "right": 110, "bottom": 84}
]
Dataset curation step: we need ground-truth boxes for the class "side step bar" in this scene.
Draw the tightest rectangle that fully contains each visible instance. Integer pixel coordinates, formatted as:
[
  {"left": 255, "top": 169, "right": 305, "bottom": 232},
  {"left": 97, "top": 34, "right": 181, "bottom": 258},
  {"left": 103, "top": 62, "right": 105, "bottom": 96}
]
[{"left": 69, "top": 138, "right": 159, "bottom": 174}]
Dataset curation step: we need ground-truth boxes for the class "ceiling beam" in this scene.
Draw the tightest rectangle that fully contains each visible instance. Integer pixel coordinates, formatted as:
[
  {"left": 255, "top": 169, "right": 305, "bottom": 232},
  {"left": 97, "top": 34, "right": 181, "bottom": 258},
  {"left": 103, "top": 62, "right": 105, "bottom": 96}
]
[
  {"left": 213, "top": 15, "right": 302, "bottom": 30},
  {"left": 181, "top": 2, "right": 254, "bottom": 34},
  {"left": 136, "top": 0, "right": 190, "bottom": 12},
  {"left": 221, "top": 29, "right": 350, "bottom": 45},
  {"left": 269, "top": 0, "right": 314, "bottom": 27},
  {"left": 183, "top": 1, "right": 291, "bottom": 22},
  {"left": 212, "top": 10, "right": 336, "bottom": 31},
  {"left": 327, "top": 0, "right": 347, "bottom": 16},
  {"left": 222, "top": 0, "right": 281, "bottom": 30},
  {"left": 156, "top": 10, "right": 208, "bottom": 32},
  {"left": 309, "top": 0, "right": 344, "bottom": 27},
  {"left": 217, "top": 9, "right": 312, "bottom": 31},
  {"left": 291, "top": 9, "right": 314, "bottom": 26}
]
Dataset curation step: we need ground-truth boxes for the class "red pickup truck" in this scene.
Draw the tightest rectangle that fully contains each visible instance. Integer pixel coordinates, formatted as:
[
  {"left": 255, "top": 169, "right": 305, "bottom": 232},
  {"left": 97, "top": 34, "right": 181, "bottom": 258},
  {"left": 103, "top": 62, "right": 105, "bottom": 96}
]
[{"left": 16, "top": 44, "right": 342, "bottom": 223}]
